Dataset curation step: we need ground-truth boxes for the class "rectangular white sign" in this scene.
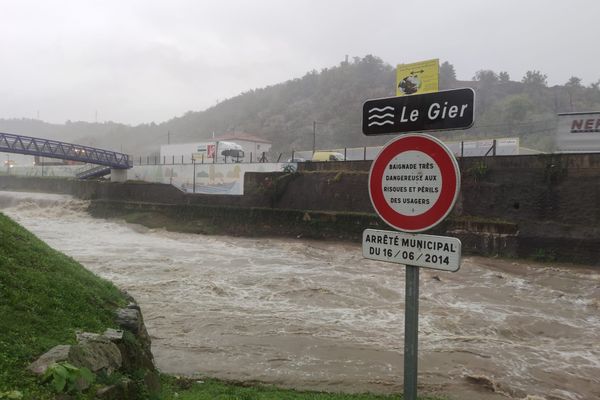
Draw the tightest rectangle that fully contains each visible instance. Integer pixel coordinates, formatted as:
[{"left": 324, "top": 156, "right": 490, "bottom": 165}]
[
  {"left": 556, "top": 112, "right": 600, "bottom": 153},
  {"left": 362, "top": 229, "right": 461, "bottom": 272}
]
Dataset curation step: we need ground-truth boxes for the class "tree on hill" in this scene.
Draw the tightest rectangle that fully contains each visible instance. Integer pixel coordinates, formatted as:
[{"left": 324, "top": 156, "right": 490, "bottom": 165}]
[
  {"left": 564, "top": 76, "right": 584, "bottom": 112},
  {"left": 502, "top": 94, "right": 535, "bottom": 124},
  {"left": 472, "top": 70, "right": 500, "bottom": 114},
  {"left": 473, "top": 70, "right": 499, "bottom": 84},
  {"left": 565, "top": 76, "right": 583, "bottom": 88},
  {"left": 439, "top": 61, "right": 457, "bottom": 89},
  {"left": 499, "top": 71, "right": 510, "bottom": 82},
  {"left": 522, "top": 70, "right": 547, "bottom": 87}
]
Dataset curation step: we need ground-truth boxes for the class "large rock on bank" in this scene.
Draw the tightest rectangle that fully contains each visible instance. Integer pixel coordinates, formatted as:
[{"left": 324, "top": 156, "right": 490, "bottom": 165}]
[
  {"left": 28, "top": 330, "right": 122, "bottom": 375},
  {"left": 28, "top": 297, "right": 160, "bottom": 399}
]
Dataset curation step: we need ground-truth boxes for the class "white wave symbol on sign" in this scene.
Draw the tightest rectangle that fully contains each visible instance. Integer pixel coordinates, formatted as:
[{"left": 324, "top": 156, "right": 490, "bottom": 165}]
[
  {"left": 368, "top": 106, "right": 395, "bottom": 127},
  {"left": 368, "top": 113, "right": 394, "bottom": 120},
  {"left": 369, "top": 106, "right": 394, "bottom": 113},
  {"left": 368, "top": 120, "right": 394, "bottom": 126}
]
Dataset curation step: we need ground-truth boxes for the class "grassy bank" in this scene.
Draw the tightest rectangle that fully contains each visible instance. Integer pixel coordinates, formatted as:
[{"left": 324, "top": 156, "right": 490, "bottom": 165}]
[
  {"left": 0, "top": 212, "right": 126, "bottom": 399},
  {"left": 160, "top": 377, "right": 445, "bottom": 400}
]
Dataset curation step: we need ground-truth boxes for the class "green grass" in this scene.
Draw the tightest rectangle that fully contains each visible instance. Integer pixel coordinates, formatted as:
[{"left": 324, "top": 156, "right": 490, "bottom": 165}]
[
  {"left": 0, "top": 212, "right": 126, "bottom": 399},
  {"left": 160, "top": 377, "right": 445, "bottom": 400}
]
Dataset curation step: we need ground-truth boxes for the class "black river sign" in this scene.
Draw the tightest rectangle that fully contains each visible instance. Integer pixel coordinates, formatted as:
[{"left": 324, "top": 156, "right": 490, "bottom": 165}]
[{"left": 362, "top": 87, "right": 475, "bottom": 136}]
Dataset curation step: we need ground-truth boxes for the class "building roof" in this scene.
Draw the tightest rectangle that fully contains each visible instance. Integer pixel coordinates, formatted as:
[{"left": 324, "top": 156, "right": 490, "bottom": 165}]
[{"left": 214, "top": 132, "right": 271, "bottom": 144}]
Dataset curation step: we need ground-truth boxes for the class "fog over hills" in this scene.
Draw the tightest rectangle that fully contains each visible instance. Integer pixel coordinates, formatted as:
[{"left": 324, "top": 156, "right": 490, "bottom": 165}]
[{"left": 2, "top": 56, "right": 599, "bottom": 156}]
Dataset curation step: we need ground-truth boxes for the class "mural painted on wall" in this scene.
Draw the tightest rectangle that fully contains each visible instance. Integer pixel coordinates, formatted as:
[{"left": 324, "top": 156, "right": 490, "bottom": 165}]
[
  {"left": 4, "top": 162, "right": 288, "bottom": 195},
  {"left": 130, "top": 163, "right": 287, "bottom": 195}
]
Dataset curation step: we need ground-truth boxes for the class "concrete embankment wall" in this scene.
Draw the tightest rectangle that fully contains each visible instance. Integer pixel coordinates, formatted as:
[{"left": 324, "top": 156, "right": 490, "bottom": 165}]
[{"left": 1, "top": 152, "right": 599, "bottom": 265}]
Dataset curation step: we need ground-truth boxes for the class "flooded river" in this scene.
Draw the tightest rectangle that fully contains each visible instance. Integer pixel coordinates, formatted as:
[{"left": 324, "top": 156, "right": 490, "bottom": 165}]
[{"left": 1, "top": 191, "right": 599, "bottom": 400}]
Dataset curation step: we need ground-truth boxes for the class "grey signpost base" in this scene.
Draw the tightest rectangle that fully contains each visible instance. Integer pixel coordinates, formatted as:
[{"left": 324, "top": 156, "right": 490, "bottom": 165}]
[{"left": 404, "top": 265, "right": 419, "bottom": 400}]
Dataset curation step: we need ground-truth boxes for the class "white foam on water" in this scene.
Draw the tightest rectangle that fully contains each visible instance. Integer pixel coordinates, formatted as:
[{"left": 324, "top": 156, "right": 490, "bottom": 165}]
[{"left": 2, "top": 190, "right": 599, "bottom": 399}]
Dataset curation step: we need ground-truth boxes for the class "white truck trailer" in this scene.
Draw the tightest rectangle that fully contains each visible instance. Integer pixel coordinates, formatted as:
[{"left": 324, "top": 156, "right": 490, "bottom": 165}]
[{"left": 160, "top": 141, "right": 245, "bottom": 163}]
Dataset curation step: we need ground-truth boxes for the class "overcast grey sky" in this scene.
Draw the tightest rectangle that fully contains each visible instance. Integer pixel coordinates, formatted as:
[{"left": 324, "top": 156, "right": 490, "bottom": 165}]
[{"left": 1, "top": 0, "right": 598, "bottom": 125}]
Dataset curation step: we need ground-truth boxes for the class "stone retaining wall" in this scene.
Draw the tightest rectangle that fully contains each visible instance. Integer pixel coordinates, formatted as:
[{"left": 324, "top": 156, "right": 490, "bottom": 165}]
[{"left": 2, "top": 152, "right": 600, "bottom": 264}]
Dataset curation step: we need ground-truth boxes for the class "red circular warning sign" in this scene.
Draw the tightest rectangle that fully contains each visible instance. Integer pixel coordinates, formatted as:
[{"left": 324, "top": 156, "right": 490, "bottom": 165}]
[{"left": 369, "top": 134, "right": 460, "bottom": 233}]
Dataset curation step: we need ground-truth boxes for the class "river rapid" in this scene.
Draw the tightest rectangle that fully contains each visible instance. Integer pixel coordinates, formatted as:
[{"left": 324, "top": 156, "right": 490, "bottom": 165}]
[{"left": 1, "top": 191, "right": 599, "bottom": 400}]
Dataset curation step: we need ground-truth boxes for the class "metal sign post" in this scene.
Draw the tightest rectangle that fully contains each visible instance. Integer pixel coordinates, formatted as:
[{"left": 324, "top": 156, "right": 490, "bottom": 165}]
[
  {"left": 192, "top": 159, "right": 196, "bottom": 193},
  {"left": 404, "top": 265, "right": 419, "bottom": 400},
  {"left": 364, "top": 133, "right": 464, "bottom": 400},
  {"left": 362, "top": 229, "right": 462, "bottom": 400}
]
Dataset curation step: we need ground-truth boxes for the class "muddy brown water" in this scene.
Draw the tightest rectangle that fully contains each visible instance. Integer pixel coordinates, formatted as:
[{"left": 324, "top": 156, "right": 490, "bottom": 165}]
[{"left": 1, "top": 191, "right": 599, "bottom": 400}]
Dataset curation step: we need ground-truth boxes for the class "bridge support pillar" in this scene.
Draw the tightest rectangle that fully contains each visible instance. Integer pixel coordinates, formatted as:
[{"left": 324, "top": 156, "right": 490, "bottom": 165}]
[{"left": 110, "top": 168, "right": 128, "bottom": 182}]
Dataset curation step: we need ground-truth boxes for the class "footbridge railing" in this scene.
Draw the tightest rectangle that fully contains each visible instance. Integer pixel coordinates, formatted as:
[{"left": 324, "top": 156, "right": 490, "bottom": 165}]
[{"left": 0, "top": 132, "right": 131, "bottom": 169}]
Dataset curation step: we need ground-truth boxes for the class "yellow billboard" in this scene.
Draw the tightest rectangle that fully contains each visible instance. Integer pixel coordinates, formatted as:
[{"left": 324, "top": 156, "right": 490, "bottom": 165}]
[{"left": 396, "top": 59, "right": 439, "bottom": 96}]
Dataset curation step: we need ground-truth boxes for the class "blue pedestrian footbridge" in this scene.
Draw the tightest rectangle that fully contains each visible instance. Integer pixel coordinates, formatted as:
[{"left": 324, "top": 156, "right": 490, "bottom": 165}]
[{"left": 0, "top": 132, "right": 131, "bottom": 169}]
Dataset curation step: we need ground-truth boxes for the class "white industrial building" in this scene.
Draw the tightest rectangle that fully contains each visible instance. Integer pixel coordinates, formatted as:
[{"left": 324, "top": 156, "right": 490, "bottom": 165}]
[{"left": 159, "top": 133, "right": 272, "bottom": 164}]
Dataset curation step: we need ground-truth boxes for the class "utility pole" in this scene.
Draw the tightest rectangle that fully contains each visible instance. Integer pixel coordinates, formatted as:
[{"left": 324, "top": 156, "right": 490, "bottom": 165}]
[
  {"left": 168, "top": 131, "right": 171, "bottom": 144},
  {"left": 313, "top": 121, "right": 317, "bottom": 154},
  {"left": 568, "top": 91, "right": 574, "bottom": 112}
]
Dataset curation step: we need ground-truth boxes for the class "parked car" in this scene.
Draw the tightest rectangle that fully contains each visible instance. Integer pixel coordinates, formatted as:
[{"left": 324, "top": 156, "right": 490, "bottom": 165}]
[{"left": 311, "top": 151, "right": 345, "bottom": 162}]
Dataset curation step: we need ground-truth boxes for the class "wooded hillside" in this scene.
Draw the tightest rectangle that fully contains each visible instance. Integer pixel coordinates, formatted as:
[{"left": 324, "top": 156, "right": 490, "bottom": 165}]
[{"left": 2, "top": 55, "right": 599, "bottom": 156}]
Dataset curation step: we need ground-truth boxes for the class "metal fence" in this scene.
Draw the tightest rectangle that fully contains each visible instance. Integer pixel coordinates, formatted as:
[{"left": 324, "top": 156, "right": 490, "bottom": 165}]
[{"left": 131, "top": 138, "right": 525, "bottom": 166}]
